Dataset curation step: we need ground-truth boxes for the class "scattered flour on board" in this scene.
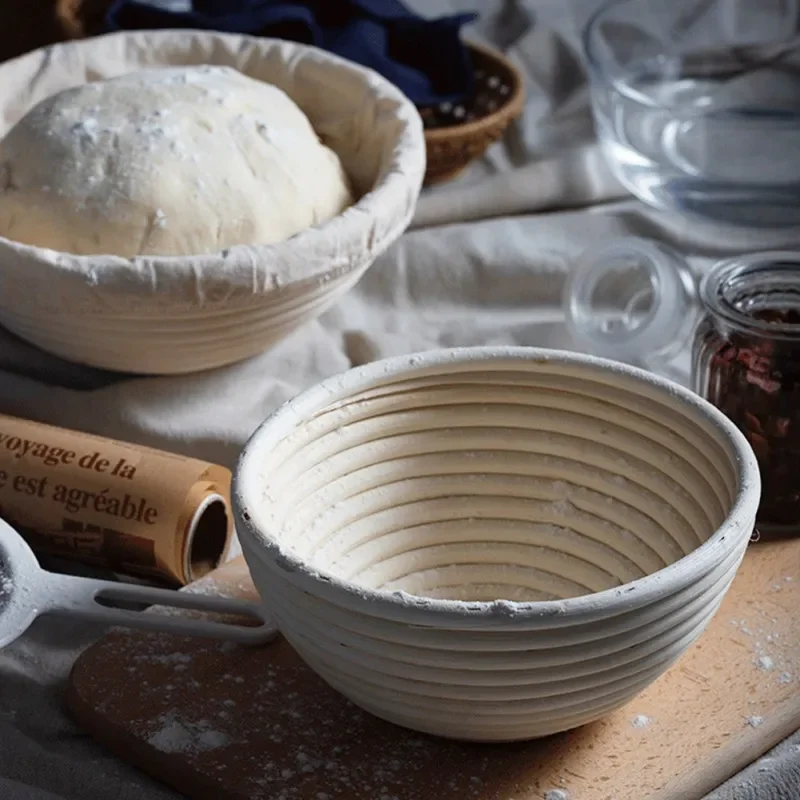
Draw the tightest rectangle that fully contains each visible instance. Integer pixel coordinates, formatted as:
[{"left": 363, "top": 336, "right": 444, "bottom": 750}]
[
  {"left": 730, "top": 611, "right": 795, "bottom": 680},
  {"left": 730, "top": 619, "right": 754, "bottom": 637},
  {"left": 745, "top": 716, "right": 764, "bottom": 728},
  {"left": 121, "top": 633, "right": 568, "bottom": 800},
  {"left": 123, "top": 641, "right": 491, "bottom": 800},
  {"left": 134, "top": 652, "right": 193, "bottom": 667},
  {"left": 631, "top": 714, "right": 651, "bottom": 728},
  {"left": 147, "top": 712, "right": 231, "bottom": 754}
]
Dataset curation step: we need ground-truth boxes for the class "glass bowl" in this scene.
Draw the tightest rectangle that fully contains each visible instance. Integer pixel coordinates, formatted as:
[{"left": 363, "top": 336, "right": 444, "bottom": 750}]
[{"left": 583, "top": 0, "right": 800, "bottom": 228}]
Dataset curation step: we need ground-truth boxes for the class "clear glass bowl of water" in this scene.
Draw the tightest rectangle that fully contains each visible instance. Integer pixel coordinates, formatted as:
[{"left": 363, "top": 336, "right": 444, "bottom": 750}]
[{"left": 583, "top": 0, "right": 800, "bottom": 228}]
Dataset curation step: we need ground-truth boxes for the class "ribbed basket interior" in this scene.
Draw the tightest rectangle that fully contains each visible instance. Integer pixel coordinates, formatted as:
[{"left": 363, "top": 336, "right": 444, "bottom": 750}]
[{"left": 259, "top": 365, "right": 740, "bottom": 603}]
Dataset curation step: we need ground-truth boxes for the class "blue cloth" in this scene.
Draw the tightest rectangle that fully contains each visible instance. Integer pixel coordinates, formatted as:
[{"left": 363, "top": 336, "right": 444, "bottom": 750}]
[{"left": 103, "top": 0, "right": 479, "bottom": 106}]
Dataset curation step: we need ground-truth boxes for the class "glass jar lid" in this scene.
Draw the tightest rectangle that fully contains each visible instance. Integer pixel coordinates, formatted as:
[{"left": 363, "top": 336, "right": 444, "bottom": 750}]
[{"left": 564, "top": 237, "right": 697, "bottom": 363}]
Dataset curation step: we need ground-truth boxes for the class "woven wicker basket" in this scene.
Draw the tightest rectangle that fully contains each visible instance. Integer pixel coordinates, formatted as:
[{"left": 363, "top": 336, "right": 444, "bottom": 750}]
[
  {"left": 56, "top": 0, "right": 108, "bottom": 38},
  {"left": 55, "top": 3, "right": 524, "bottom": 186},
  {"left": 422, "top": 42, "right": 525, "bottom": 185}
]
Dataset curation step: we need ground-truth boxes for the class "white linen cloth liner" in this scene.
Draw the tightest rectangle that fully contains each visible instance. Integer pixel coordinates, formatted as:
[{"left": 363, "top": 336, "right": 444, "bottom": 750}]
[{"left": 0, "top": 1, "right": 799, "bottom": 798}]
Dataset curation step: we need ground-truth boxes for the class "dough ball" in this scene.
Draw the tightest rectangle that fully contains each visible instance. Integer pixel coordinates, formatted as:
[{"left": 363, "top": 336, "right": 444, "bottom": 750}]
[{"left": 0, "top": 66, "right": 354, "bottom": 257}]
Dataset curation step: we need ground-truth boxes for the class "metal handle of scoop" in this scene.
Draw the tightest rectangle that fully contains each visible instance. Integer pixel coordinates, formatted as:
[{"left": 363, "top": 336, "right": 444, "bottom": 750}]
[{"left": 38, "top": 573, "right": 277, "bottom": 645}]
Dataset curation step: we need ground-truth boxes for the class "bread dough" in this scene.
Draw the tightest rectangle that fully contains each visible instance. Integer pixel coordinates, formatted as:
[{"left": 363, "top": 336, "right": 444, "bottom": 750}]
[{"left": 0, "top": 66, "right": 354, "bottom": 257}]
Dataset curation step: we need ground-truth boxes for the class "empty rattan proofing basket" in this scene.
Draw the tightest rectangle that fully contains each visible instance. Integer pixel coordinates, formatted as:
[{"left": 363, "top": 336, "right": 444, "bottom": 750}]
[
  {"left": 234, "top": 347, "right": 761, "bottom": 742},
  {"left": 422, "top": 41, "right": 525, "bottom": 186},
  {"left": 0, "top": 31, "right": 425, "bottom": 374}
]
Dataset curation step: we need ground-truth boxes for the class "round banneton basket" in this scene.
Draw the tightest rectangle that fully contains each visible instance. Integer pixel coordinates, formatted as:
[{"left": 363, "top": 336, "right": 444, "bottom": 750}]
[
  {"left": 234, "top": 347, "right": 760, "bottom": 742},
  {"left": 0, "top": 31, "right": 425, "bottom": 374}
]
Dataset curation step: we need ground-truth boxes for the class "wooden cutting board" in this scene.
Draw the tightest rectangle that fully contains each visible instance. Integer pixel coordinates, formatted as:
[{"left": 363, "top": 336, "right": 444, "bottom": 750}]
[{"left": 67, "top": 538, "right": 800, "bottom": 800}]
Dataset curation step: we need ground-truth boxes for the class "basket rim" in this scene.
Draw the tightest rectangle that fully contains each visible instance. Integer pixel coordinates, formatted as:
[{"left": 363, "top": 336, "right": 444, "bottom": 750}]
[
  {"left": 234, "top": 345, "right": 760, "bottom": 629},
  {"left": 423, "top": 39, "right": 525, "bottom": 142}
]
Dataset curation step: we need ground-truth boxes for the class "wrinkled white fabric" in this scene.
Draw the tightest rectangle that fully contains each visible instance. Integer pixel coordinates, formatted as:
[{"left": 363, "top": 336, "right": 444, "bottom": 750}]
[{"left": 0, "top": 1, "right": 799, "bottom": 798}]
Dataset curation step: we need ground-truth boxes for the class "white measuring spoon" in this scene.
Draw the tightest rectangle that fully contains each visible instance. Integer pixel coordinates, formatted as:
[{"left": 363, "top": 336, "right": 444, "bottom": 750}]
[{"left": 0, "top": 518, "right": 277, "bottom": 648}]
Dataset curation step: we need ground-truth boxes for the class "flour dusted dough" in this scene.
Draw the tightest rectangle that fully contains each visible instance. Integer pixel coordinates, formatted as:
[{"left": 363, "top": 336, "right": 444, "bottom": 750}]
[{"left": 0, "top": 66, "right": 354, "bottom": 257}]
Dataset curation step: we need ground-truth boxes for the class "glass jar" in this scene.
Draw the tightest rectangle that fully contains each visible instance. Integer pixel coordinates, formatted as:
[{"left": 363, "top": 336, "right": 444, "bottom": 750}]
[
  {"left": 565, "top": 241, "right": 800, "bottom": 536},
  {"left": 694, "top": 254, "right": 800, "bottom": 535},
  {"left": 582, "top": 0, "right": 800, "bottom": 228}
]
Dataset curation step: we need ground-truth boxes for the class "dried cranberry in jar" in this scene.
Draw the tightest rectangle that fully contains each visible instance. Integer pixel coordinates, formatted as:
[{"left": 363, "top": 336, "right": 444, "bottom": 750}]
[{"left": 693, "top": 254, "right": 800, "bottom": 536}]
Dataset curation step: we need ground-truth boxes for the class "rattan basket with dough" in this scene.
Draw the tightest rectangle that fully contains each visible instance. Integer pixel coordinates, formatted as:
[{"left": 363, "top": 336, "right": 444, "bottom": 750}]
[
  {"left": 234, "top": 347, "right": 760, "bottom": 742},
  {"left": 0, "top": 31, "right": 425, "bottom": 374}
]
